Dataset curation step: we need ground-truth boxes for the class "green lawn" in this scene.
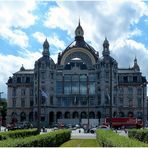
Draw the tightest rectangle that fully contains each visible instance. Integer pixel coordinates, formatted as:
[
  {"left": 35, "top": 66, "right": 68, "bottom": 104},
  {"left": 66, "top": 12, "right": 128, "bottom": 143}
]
[{"left": 60, "top": 139, "right": 99, "bottom": 147}]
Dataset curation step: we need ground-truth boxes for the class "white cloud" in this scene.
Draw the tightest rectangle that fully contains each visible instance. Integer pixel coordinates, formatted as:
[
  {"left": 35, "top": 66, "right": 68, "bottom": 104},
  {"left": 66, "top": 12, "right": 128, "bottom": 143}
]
[
  {"left": 0, "top": 28, "right": 29, "bottom": 48},
  {"left": 44, "top": 1, "right": 148, "bottom": 50},
  {"left": 32, "top": 32, "right": 46, "bottom": 44},
  {"left": 49, "top": 34, "right": 66, "bottom": 49},
  {"left": 111, "top": 39, "right": 148, "bottom": 77},
  {"left": 0, "top": 49, "right": 41, "bottom": 98},
  {"left": 33, "top": 32, "right": 66, "bottom": 50},
  {"left": 0, "top": 0, "right": 38, "bottom": 48}
]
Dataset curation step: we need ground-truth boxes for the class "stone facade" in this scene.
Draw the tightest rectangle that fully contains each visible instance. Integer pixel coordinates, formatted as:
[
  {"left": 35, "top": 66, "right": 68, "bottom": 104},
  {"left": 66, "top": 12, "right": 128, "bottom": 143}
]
[{"left": 7, "top": 22, "right": 147, "bottom": 127}]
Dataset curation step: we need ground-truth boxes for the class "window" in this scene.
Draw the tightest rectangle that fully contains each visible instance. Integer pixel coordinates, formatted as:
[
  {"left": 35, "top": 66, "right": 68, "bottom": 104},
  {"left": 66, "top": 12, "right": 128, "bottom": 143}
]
[
  {"left": 29, "top": 89, "right": 33, "bottom": 96},
  {"left": 89, "top": 82, "right": 95, "bottom": 95},
  {"left": 22, "top": 77, "right": 25, "bottom": 83},
  {"left": 119, "top": 97, "right": 123, "bottom": 105},
  {"left": 133, "top": 76, "right": 137, "bottom": 82},
  {"left": 123, "top": 76, "right": 128, "bottom": 83},
  {"left": 72, "top": 81, "right": 79, "bottom": 94},
  {"left": 17, "top": 77, "right": 21, "bottom": 83},
  {"left": 57, "top": 97, "right": 62, "bottom": 106},
  {"left": 12, "top": 88, "right": 16, "bottom": 96},
  {"left": 64, "top": 81, "right": 71, "bottom": 94},
  {"left": 21, "top": 98, "right": 25, "bottom": 107},
  {"left": 56, "top": 81, "right": 63, "bottom": 94},
  {"left": 89, "top": 74, "right": 95, "bottom": 81},
  {"left": 26, "top": 77, "right": 30, "bottom": 83},
  {"left": 113, "top": 97, "right": 117, "bottom": 105},
  {"left": 64, "top": 74, "right": 71, "bottom": 81},
  {"left": 21, "top": 89, "right": 25, "bottom": 96},
  {"left": 90, "top": 98, "right": 95, "bottom": 105},
  {"left": 128, "top": 88, "right": 133, "bottom": 95},
  {"left": 129, "top": 99, "right": 133, "bottom": 107},
  {"left": 12, "top": 98, "right": 16, "bottom": 107},
  {"left": 80, "top": 74, "right": 87, "bottom": 81},
  {"left": 41, "top": 72, "right": 45, "bottom": 79},
  {"left": 98, "top": 95, "right": 101, "bottom": 105},
  {"left": 50, "top": 96, "right": 53, "bottom": 105},
  {"left": 137, "top": 88, "right": 142, "bottom": 95},
  {"left": 63, "top": 97, "right": 72, "bottom": 107},
  {"left": 80, "top": 81, "right": 87, "bottom": 95},
  {"left": 137, "top": 98, "right": 142, "bottom": 107},
  {"left": 30, "top": 100, "right": 33, "bottom": 107},
  {"left": 80, "top": 98, "right": 87, "bottom": 105},
  {"left": 51, "top": 73, "right": 54, "bottom": 79},
  {"left": 41, "top": 116, "right": 45, "bottom": 121}
]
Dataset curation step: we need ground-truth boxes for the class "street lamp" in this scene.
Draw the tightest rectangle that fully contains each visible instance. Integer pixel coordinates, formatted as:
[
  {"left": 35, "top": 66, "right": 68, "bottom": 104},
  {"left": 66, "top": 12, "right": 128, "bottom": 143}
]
[
  {"left": 109, "top": 61, "right": 113, "bottom": 129},
  {"left": 141, "top": 82, "right": 147, "bottom": 129},
  {"left": 0, "top": 92, "right": 3, "bottom": 131},
  {"left": 37, "top": 62, "right": 41, "bottom": 132},
  {"left": 87, "top": 75, "right": 90, "bottom": 130}
]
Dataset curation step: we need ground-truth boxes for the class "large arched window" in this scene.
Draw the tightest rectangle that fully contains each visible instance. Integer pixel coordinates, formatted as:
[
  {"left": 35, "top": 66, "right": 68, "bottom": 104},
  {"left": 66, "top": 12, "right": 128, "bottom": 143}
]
[
  {"left": 29, "top": 112, "right": 33, "bottom": 122},
  {"left": 89, "top": 112, "right": 95, "bottom": 119},
  {"left": 20, "top": 112, "right": 26, "bottom": 122},
  {"left": 65, "top": 112, "right": 70, "bottom": 119},
  {"left": 81, "top": 112, "right": 87, "bottom": 118},
  {"left": 73, "top": 112, "right": 79, "bottom": 119},
  {"left": 57, "top": 112, "right": 63, "bottom": 119}
]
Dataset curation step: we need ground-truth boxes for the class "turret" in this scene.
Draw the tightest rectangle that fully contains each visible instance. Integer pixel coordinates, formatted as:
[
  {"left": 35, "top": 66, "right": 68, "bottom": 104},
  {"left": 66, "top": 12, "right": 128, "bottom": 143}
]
[
  {"left": 42, "top": 38, "right": 50, "bottom": 57},
  {"left": 102, "top": 37, "right": 110, "bottom": 56}
]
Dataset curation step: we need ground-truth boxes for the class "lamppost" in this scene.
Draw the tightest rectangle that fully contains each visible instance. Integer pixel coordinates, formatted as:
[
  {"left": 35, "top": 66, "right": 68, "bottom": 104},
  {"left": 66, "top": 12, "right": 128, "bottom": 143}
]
[
  {"left": 0, "top": 92, "right": 3, "bottom": 131},
  {"left": 109, "top": 61, "right": 113, "bottom": 129},
  {"left": 87, "top": 75, "right": 90, "bottom": 130},
  {"left": 37, "top": 62, "right": 41, "bottom": 132},
  {"left": 141, "top": 82, "right": 147, "bottom": 129}
]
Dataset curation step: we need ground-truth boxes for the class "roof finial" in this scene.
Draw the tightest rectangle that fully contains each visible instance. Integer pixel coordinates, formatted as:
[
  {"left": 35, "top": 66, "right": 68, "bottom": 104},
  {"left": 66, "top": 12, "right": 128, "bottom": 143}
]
[{"left": 79, "top": 17, "right": 80, "bottom": 26}]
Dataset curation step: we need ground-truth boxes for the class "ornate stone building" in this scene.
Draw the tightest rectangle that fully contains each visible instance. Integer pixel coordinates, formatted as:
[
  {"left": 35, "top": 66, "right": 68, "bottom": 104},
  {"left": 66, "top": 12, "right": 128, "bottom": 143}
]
[{"left": 7, "top": 22, "right": 147, "bottom": 127}]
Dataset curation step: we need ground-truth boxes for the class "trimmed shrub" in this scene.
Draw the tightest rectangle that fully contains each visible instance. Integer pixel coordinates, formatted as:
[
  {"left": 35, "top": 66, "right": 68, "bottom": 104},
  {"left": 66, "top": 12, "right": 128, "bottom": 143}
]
[
  {"left": 0, "top": 129, "right": 38, "bottom": 140},
  {"left": 128, "top": 129, "right": 148, "bottom": 143},
  {"left": 0, "top": 129, "right": 71, "bottom": 147},
  {"left": 96, "top": 129, "right": 148, "bottom": 147}
]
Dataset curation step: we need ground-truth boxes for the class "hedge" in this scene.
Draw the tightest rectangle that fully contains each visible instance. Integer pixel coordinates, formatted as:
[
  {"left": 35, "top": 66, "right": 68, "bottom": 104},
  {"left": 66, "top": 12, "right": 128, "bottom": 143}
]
[
  {"left": 0, "top": 129, "right": 38, "bottom": 140},
  {"left": 128, "top": 129, "right": 148, "bottom": 143},
  {"left": 96, "top": 129, "right": 148, "bottom": 147},
  {"left": 0, "top": 129, "right": 71, "bottom": 147}
]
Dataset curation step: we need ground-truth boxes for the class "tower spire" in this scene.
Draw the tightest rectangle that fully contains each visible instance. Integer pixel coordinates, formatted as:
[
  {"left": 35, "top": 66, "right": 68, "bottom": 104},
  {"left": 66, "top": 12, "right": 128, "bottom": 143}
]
[
  {"left": 75, "top": 19, "right": 84, "bottom": 40},
  {"left": 133, "top": 56, "right": 140, "bottom": 71},
  {"left": 42, "top": 38, "right": 50, "bottom": 57},
  {"left": 102, "top": 37, "right": 110, "bottom": 56}
]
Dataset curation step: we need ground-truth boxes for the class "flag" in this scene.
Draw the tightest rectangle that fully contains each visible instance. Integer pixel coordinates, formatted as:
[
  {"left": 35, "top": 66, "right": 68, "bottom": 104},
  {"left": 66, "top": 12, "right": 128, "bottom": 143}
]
[
  {"left": 40, "top": 89, "right": 48, "bottom": 104},
  {"left": 74, "top": 96, "right": 77, "bottom": 104},
  {"left": 40, "top": 89, "right": 48, "bottom": 99}
]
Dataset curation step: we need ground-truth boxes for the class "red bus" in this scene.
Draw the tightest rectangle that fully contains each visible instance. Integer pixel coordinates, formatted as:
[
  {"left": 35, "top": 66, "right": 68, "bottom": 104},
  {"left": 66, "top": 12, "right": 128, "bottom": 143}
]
[{"left": 104, "top": 117, "right": 142, "bottom": 129}]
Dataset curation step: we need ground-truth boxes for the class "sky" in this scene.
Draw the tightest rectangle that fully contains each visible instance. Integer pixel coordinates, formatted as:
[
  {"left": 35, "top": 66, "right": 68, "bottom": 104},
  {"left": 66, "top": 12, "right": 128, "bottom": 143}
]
[{"left": 0, "top": 0, "right": 148, "bottom": 98}]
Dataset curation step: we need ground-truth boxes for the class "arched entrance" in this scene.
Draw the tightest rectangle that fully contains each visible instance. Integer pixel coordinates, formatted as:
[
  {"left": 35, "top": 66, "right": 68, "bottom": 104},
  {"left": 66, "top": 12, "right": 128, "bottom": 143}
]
[
  {"left": 119, "top": 112, "right": 124, "bottom": 117},
  {"left": 20, "top": 112, "right": 26, "bottom": 122},
  {"left": 11, "top": 112, "right": 17, "bottom": 124},
  {"left": 97, "top": 111, "right": 101, "bottom": 124},
  {"left": 81, "top": 112, "right": 87, "bottom": 118},
  {"left": 65, "top": 112, "right": 70, "bottom": 119},
  {"left": 49, "top": 112, "right": 54, "bottom": 125},
  {"left": 29, "top": 112, "right": 33, "bottom": 122},
  {"left": 73, "top": 112, "right": 79, "bottom": 119},
  {"left": 89, "top": 111, "right": 95, "bottom": 119},
  {"left": 57, "top": 111, "right": 63, "bottom": 119},
  {"left": 128, "top": 111, "right": 134, "bottom": 117}
]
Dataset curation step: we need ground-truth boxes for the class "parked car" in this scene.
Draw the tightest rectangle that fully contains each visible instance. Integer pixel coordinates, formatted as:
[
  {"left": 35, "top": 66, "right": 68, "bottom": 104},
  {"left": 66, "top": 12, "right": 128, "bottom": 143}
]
[{"left": 89, "top": 125, "right": 110, "bottom": 133}]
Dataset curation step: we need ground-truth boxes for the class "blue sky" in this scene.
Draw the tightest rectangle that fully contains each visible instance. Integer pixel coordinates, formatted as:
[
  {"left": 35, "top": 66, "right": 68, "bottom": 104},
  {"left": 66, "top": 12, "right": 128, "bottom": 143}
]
[{"left": 0, "top": 0, "right": 148, "bottom": 98}]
